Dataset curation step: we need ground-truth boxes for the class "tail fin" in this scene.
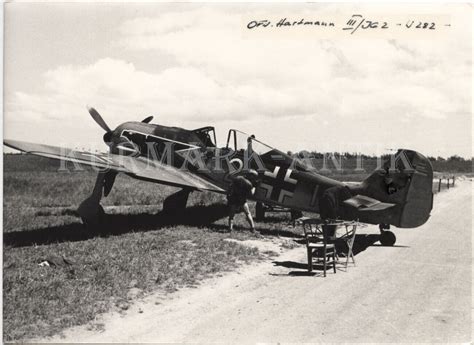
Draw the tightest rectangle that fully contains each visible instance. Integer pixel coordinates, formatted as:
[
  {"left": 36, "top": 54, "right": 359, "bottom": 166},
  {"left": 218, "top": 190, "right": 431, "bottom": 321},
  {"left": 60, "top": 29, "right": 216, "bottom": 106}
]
[{"left": 360, "top": 150, "right": 433, "bottom": 228}]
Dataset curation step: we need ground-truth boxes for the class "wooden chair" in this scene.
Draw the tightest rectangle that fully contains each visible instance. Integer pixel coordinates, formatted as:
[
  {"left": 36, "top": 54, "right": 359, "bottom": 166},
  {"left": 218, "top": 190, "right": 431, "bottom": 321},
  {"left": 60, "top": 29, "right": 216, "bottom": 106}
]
[
  {"left": 302, "top": 219, "right": 337, "bottom": 277},
  {"left": 300, "top": 218, "right": 365, "bottom": 276}
]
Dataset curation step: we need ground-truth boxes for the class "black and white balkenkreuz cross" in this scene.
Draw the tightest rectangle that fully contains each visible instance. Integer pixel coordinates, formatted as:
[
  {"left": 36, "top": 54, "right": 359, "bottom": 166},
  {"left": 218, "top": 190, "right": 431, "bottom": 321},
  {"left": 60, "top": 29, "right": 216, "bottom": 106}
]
[{"left": 259, "top": 166, "right": 298, "bottom": 204}]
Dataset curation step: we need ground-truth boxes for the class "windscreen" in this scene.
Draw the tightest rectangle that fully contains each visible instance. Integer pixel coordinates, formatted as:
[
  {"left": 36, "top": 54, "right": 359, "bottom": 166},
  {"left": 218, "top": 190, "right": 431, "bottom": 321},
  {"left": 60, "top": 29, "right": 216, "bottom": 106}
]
[{"left": 227, "top": 129, "right": 275, "bottom": 155}]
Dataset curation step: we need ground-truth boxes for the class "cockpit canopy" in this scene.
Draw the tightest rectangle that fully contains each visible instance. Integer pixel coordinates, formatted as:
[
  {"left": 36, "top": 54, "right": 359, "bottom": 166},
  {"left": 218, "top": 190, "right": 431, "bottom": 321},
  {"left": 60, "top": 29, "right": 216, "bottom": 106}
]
[
  {"left": 225, "top": 129, "right": 312, "bottom": 172},
  {"left": 225, "top": 129, "right": 275, "bottom": 155},
  {"left": 192, "top": 126, "right": 217, "bottom": 147}
]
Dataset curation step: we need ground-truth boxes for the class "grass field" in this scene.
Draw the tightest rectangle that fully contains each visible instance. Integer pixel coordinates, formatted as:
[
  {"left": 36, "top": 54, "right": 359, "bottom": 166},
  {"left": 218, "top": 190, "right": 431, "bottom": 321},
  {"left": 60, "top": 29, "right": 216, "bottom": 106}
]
[
  {"left": 2, "top": 154, "right": 467, "bottom": 341},
  {"left": 3, "top": 155, "right": 301, "bottom": 341}
]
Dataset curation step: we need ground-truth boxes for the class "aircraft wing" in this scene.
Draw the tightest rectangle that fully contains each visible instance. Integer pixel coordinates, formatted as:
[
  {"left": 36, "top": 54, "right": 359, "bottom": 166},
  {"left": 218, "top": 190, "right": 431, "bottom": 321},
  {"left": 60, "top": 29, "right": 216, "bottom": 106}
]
[
  {"left": 5, "top": 139, "right": 129, "bottom": 171},
  {"left": 4, "top": 139, "right": 225, "bottom": 193},
  {"left": 343, "top": 194, "right": 395, "bottom": 211}
]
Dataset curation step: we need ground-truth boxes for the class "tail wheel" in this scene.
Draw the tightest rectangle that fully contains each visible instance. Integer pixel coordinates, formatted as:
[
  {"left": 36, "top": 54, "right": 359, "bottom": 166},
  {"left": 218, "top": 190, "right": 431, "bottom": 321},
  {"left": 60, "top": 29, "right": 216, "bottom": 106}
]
[{"left": 380, "top": 231, "right": 396, "bottom": 246}]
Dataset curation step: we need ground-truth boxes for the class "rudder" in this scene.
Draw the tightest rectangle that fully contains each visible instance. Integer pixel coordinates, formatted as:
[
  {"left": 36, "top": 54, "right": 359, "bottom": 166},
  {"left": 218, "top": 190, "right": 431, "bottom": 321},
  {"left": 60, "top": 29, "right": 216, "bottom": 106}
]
[{"left": 359, "top": 149, "right": 433, "bottom": 228}]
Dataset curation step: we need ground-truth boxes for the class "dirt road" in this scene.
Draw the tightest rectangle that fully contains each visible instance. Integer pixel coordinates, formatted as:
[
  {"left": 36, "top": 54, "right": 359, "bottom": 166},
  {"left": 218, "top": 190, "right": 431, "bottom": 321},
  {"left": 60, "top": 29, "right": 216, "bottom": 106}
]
[{"left": 49, "top": 181, "right": 472, "bottom": 343}]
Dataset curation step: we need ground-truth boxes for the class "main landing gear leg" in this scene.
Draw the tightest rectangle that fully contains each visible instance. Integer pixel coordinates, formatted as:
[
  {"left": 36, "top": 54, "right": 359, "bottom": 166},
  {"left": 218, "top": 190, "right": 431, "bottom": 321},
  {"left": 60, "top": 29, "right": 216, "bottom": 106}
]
[
  {"left": 379, "top": 223, "right": 396, "bottom": 246},
  {"left": 77, "top": 172, "right": 107, "bottom": 228}
]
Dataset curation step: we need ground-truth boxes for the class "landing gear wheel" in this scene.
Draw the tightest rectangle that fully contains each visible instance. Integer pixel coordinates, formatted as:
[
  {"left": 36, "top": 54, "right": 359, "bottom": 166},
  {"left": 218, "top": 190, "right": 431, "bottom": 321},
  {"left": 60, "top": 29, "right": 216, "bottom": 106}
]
[
  {"left": 290, "top": 210, "right": 303, "bottom": 221},
  {"left": 380, "top": 230, "right": 396, "bottom": 246},
  {"left": 163, "top": 189, "right": 191, "bottom": 213},
  {"left": 81, "top": 205, "right": 105, "bottom": 229},
  {"left": 255, "top": 202, "right": 265, "bottom": 221}
]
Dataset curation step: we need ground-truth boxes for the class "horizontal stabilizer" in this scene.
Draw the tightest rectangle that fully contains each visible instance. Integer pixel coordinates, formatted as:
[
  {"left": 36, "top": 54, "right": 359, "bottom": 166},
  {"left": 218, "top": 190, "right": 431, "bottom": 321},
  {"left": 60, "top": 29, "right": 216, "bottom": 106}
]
[{"left": 344, "top": 194, "right": 395, "bottom": 211}]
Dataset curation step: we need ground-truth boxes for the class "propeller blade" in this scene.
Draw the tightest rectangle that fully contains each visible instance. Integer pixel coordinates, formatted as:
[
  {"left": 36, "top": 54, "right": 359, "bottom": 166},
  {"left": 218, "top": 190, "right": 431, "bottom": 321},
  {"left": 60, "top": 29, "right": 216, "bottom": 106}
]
[
  {"left": 88, "top": 106, "right": 112, "bottom": 133},
  {"left": 141, "top": 116, "right": 153, "bottom": 124}
]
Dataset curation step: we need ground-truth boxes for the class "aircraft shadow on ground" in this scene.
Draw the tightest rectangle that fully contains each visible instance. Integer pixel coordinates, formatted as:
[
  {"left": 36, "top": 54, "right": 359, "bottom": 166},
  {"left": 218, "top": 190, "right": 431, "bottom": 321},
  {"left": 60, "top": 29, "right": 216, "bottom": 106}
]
[
  {"left": 259, "top": 228, "right": 304, "bottom": 239},
  {"left": 206, "top": 224, "right": 302, "bottom": 239},
  {"left": 4, "top": 203, "right": 231, "bottom": 248},
  {"left": 258, "top": 215, "right": 291, "bottom": 224},
  {"left": 271, "top": 234, "right": 401, "bottom": 276}
]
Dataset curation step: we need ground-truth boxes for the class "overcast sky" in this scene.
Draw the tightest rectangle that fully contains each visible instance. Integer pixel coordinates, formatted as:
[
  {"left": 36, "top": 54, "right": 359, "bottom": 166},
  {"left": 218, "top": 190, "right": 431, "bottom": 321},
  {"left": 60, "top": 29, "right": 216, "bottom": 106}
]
[{"left": 4, "top": 3, "right": 472, "bottom": 158}]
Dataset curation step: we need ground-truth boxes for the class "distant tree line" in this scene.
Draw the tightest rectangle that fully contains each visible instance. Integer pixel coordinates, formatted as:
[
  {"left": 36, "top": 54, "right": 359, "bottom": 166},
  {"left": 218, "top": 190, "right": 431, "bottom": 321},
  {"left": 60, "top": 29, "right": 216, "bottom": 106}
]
[
  {"left": 286, "top": 151, "right": 472, "bottom": 161},
  {"left": 5, "top": 151, "right": 472, "bottom": 162},
  {"left": 285, "top": 151, "right": 472, "bottom": 173},
  {"left": 3, "top": 151, "right": 473, "bottom": 174}
]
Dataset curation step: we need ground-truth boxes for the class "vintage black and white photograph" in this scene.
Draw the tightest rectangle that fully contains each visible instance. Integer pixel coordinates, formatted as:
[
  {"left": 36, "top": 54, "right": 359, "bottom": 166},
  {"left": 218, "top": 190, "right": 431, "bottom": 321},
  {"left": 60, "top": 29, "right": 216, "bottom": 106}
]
[{"left": 2, "top": 2, "right": 472, "bottom": 343}]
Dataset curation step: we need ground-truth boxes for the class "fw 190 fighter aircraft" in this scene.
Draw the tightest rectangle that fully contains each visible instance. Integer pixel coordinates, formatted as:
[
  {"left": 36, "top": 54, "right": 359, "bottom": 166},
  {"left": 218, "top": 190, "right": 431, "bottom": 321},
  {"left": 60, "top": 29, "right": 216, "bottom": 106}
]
[{"left": 4, "top": 107, "right": 434, "bottom": 246}]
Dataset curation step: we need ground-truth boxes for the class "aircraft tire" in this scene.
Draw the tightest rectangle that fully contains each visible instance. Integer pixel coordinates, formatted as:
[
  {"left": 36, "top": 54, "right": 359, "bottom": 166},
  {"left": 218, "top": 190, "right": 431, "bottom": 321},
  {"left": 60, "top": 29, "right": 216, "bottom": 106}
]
[
  {"left": 163, "top": 189, "right": 190, "bottom": 213},
  {"left": 255, "top": 202, "right": 265, "bottom": 221},
  {"left": 380, "top": 230, "right": 396, "bottom": 246},
  {"left": 291, "top": 210, "right": 303, "bottom": 220},
  {"left": 81, "top": 205, "right": 105, "bottom": 229}
]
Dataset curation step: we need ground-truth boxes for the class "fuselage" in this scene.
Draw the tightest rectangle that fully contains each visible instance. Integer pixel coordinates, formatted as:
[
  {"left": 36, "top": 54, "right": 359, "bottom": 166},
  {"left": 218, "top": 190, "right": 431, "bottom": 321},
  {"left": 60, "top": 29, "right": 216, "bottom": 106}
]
[
  {"left": 108, "top": 121, "right": 344, "bottom": 211},
  {"left": 108, "top": 121, "right": 433, "bottom": 229}
]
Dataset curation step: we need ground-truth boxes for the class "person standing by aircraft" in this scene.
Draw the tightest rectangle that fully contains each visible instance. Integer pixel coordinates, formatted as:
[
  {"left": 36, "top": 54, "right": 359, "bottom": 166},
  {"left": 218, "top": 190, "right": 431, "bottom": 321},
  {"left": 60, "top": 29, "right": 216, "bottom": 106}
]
[{"left": 227, "top": 170, "right": 259, "bottom": 233}]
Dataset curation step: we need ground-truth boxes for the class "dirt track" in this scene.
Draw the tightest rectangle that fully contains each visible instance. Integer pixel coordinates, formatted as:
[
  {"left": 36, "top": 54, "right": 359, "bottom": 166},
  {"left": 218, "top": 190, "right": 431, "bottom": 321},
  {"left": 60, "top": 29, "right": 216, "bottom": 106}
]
[{"left": 48, "top": 181, "right": 472, "bottom": 343}]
